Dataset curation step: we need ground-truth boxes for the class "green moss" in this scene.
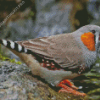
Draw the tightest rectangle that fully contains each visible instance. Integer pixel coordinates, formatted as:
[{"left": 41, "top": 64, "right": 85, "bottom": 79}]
[
  {"left": 30, "top": 11, "right": 35, "bottom": 16},
  {"left": 85, "top": 72, "right": 100, "bottom": 78},
  {"left": 0, "top": 54, "right": 22, "bottom": 65},
  {"left": 27, "top": 11, "right": 35, "bottom": 19},
  {"left": 95, "top": 57, "right": 100, "bottom": 64},
  {"left": 87, "top": 88, "right": 100, "bottom": 95}
]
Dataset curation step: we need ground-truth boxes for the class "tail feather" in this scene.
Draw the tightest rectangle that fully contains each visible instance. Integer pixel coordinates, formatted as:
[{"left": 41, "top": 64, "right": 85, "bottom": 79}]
[
  {"left": 0, "top": 39, "right": 50, "bottom": 61},
  {"left": 0, "top": 39, "right": 29, "bottom": 54}
]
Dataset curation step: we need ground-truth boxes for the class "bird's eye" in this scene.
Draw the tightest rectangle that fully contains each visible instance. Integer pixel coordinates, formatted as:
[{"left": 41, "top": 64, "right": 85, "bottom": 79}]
[{"left": 91, "top": 30, "right": 96, "bottom": 34}]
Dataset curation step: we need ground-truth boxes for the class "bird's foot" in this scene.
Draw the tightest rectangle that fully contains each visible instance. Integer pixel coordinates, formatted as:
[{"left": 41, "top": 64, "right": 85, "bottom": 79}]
[
  {"left": 59, "top": 79, "right": 78, "bottom": 90},
  {"left": 57, "top": 79, "right": 86, "bottom": 96}
]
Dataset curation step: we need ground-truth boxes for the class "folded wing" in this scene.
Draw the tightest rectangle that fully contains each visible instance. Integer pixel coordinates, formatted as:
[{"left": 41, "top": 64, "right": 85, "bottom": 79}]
[{"left": 17, "top": 34, "right": 84, "bottom": 69}]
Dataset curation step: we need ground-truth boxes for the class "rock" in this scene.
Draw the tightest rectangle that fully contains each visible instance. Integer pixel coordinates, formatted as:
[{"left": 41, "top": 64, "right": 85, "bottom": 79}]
[{"left": 0, "top": 60, "right": 84, "bottom": 100}]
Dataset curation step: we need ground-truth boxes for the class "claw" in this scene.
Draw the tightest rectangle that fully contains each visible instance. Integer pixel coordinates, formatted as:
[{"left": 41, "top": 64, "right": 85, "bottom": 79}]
[{"left": 57, "top": 79, "right": 86, "bottom": 96}]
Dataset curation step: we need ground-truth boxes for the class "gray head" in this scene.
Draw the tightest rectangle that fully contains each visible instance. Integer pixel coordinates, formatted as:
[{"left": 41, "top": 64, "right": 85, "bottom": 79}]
[{"left": 74, "top": 25, "right": 100, "bottom": 57}]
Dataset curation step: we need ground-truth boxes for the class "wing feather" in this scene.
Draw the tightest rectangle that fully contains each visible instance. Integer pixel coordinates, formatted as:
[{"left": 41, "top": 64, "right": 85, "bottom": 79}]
[{"left": 16, "top": 34, "right": 84, "bottom": 69}]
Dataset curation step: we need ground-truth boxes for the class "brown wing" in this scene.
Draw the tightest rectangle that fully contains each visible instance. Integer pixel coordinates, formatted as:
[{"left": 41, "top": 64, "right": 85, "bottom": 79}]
[{"left": 16, "top": 33, "right": 84, "bottom": 69}]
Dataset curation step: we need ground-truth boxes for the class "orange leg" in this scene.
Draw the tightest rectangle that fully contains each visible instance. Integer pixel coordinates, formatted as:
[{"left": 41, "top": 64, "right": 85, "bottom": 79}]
[
  {"left": 58, "top": 79, "right": 86, "bottom": 96},
  {"left": 59, "top": 79, "right": 78, "bottom": 90}
]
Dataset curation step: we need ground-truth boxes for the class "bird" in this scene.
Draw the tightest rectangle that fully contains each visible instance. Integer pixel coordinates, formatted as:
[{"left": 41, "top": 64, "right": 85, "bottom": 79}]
[{"left": 0, "top": 25, "right": 100, "bottom": 96}]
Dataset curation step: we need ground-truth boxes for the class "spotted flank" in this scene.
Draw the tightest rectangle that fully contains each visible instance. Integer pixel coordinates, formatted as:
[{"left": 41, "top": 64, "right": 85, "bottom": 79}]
[
  {"left": 40, "top": 59, "right": 64, "bottom": 71},
  {"left": 0, "top": 39, "right": 29, "bottom": 54}
]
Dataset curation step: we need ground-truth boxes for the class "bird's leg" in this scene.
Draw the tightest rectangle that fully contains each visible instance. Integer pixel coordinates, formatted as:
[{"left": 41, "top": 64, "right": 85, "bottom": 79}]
[
  {"left": 57, "top": 79, "right": 86, "bottom": 96},
  {"left": 59, "top": 79, "right": 78, "bottom": 90}
]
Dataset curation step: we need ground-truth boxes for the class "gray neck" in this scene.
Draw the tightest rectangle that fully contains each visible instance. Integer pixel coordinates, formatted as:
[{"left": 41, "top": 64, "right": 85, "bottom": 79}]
[{"left": 72, "top": 31, "right": 97, "bottom": 69}]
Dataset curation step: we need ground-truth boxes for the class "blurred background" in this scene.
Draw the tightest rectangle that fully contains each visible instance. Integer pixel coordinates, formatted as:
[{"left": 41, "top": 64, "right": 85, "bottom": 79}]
[
  {"left": 0, "top": 0, "right": 100, "bottom": 41},
  {"left": 0, "top": 1, "right": 100, "bottom": 100}
]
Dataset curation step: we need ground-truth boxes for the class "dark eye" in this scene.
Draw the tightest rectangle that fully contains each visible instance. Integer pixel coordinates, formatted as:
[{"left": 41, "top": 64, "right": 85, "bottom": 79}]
[{"left": 91, "top": 30, "right": 96, "bottom": 34}]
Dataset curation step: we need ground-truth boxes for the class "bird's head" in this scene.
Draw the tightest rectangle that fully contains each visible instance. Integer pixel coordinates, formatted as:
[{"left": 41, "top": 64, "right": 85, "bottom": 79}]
[{"left": 74, "top": 25, "right": 100, "bottom": 57}]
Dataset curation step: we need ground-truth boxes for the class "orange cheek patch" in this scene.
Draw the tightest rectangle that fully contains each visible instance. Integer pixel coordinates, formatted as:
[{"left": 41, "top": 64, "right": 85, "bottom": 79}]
[{"left": 81, "top": 32, "right": 95, "bottom": 51}]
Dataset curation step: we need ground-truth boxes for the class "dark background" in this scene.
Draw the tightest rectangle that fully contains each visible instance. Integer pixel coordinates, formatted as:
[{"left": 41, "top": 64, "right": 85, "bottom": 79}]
[{"left": 0, "top": 0, "right": 100, "bottom": 41}]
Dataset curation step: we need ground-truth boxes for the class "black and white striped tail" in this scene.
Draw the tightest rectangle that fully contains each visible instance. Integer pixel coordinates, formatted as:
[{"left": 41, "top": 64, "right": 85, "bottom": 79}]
[{"left": 0, "top": 39, "right": 33, "bottom": 54}]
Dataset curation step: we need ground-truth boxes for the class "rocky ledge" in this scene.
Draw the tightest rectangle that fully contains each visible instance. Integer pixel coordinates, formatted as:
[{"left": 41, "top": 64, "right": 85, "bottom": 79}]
[{"left": 0, "top": 60, "right": 100, "bottom": 100}]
